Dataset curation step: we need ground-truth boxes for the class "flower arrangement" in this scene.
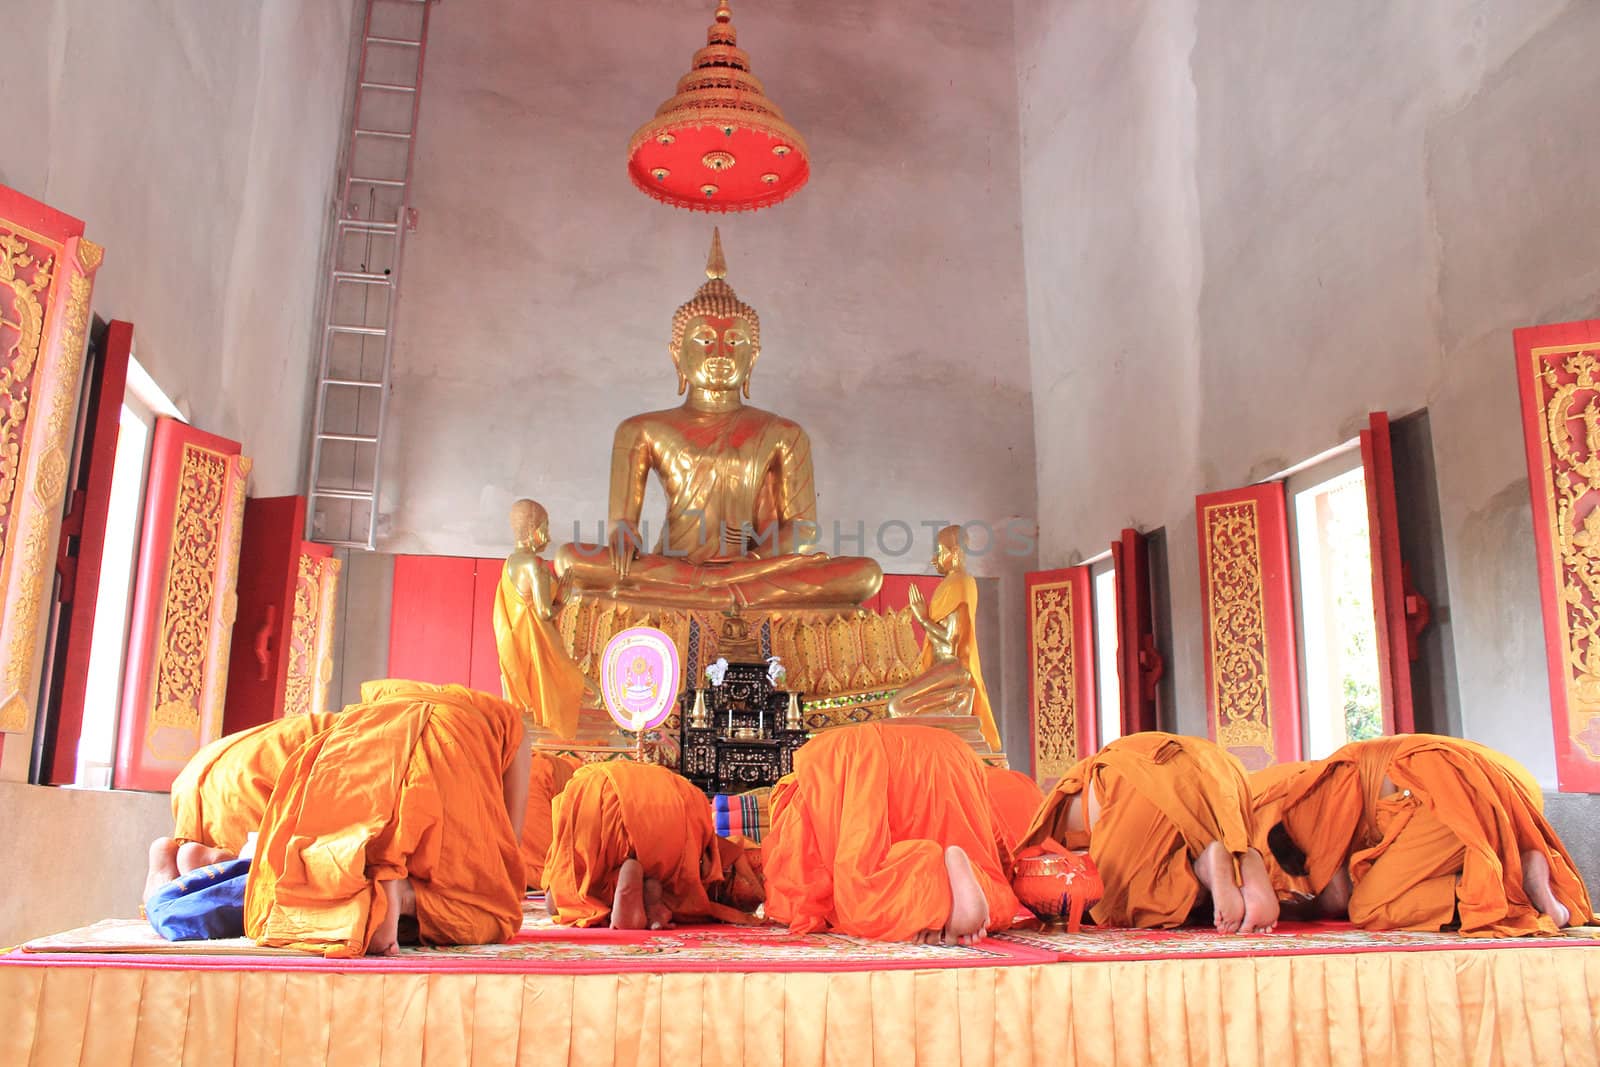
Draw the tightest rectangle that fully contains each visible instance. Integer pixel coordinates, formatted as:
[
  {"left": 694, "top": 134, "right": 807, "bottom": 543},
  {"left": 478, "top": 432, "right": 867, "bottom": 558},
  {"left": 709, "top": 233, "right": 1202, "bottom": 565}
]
[{"left": 705, "top": 657, "right": 730, "bottom": 687}]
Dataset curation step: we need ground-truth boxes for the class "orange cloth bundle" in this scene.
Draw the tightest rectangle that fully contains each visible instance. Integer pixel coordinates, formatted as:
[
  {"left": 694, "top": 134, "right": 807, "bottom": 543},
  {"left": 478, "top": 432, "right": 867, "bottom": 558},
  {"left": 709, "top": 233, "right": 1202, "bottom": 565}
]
[
  {"left": 543, "top": 760, "right": 759, "bottom": 927},
  {"left": 244, "top": 683, "right": 526, "bottom": 956},
  {"left": 170, "top": 713, "right": 339, "bottom": 854},
  {"left": 764, "top": 721, "right": 1020, "bottom": 941},
  {"left": 1020, "top": 731, "right": 1254, "bottom": 928}
]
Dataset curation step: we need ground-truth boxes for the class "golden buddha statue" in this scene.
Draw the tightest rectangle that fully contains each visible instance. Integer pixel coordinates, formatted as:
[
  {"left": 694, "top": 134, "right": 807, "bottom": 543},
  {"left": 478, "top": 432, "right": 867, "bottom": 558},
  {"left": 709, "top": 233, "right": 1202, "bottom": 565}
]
[
  {"left": 887, "top": 526, "right": 1001, "bottom": 753},
  {"left": 556, "top": 229, "right": 882, "bottom": 612},
  {"left": 494, "top": 498, "right": 604, "bottom": 739}
]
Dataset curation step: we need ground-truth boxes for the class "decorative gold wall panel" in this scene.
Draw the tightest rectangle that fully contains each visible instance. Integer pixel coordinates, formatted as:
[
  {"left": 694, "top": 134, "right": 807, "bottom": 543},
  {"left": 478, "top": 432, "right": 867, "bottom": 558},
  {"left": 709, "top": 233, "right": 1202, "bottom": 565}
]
[{"left": 1028, "top": 579, "right": 1078, "bottom": 784}]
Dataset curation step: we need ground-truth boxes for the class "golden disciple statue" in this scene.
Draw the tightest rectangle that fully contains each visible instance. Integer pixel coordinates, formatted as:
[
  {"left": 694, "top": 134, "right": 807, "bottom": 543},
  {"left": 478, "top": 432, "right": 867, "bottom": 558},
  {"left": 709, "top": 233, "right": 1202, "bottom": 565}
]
[
  {"left": 887, "top": 526, "right": 1001, "bottom": 751},
  {"left": 495, "top": 499, "right": 600, "bottom": 739},
  {"left": 555, "top": 229, "right": 882, "bottom": 612}
]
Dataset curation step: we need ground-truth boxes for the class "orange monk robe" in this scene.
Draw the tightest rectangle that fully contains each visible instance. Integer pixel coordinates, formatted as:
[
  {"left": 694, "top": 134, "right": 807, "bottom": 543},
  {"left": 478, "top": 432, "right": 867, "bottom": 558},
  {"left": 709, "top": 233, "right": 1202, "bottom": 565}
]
[
  {"left": 543, "top": 760, "right": 758, "bottom": 927},
  {"left": 1019, "top": 732, "right": 1254, "bottom": 928},
  {"left": 1274, "top": 734, "right": 1593, "bottom": 936},
  {"left": 764, "top": 722, "right": 1020, "bottom": 941},
  {"left": 1248, "top": 760, "right": 1318, "bottom": 901},
  {"left": 521, "top": 751, "right": 581, "bottom": 888},
  {"left": 920, "top": 570, "right": 1001, "bottom": 751},
  {"left": 492, "top": 568, "right": 585, "bottom": 739},
  {"left": 245, "top": 684, "right": 526, "bottom": 956},
  {"left": 170, "top": 713, "right": 338, "bottom": 854},
  {"left": 985, "top": 765, "right": 1045, "bottom": 856}
]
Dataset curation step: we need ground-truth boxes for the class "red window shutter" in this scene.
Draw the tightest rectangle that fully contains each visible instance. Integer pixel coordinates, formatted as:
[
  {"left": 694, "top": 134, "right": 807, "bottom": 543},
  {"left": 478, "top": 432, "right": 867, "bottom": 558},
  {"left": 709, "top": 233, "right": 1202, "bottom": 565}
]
[
  {"left": 1026, "top": 566, "right": 1096, "bottom": 787},
  {"left": 114, "top": 419, "right": 250, "bottom": 791},
  {"left": 43, "top": 320, "right": 133, "bottom": 783},
  {"left": 1195, "top": 484, "right": 1301, "bottom": 770},
  {"left": 1513, "top": 318, "right": 1600, "bottom": 792},
  {"left": 386, "top": 555, "right": 476, "bottom": 686},
  {"left": 1111, "top": 528, "right": 1163, "bottom": 736},
  {"left": 1359, "top": 412, "right": 1422, "bottom": 735},
  {"left": 222, "top": 496, "right": 306, "bottom": 733}
]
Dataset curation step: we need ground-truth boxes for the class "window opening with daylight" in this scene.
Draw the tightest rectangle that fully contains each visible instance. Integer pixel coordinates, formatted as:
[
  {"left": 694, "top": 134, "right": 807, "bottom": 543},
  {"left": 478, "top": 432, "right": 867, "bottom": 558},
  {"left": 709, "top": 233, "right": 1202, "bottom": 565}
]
[
  {"left": 1088, "top": 554, "right": 1122, "bottom": 750},
  {"left": 72, "top": 357, "right": 183, "bottom": 788},
  {"left": 1285, "top": 447, "right": 1382, "bottom": 760}
]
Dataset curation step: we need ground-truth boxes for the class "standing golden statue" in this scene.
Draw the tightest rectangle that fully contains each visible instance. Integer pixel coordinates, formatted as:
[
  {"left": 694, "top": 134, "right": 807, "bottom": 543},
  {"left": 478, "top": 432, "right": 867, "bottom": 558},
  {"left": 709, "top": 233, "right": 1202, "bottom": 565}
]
[
  {"left": 494, "top": 499, "right": 601, "bottom": 739},
  {"left": 887, "top": 526, "right": 1001, "bottom": 752},
  {"left": 556, "top": 229, "right": 882, "bottom": 612}
]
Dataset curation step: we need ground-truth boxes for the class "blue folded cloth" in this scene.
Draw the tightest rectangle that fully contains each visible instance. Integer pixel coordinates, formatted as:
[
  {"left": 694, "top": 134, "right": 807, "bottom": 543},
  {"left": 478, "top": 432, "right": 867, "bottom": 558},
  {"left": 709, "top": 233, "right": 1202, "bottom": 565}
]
[{"left": 146, "top": 857, "right": 253, "bottom": 941}]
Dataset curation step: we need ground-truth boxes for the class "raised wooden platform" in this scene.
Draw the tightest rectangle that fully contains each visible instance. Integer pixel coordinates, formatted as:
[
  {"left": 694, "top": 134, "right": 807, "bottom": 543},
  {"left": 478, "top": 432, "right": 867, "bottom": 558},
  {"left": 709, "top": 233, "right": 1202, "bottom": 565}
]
[{"left": 4, "top": 910, "right": 1599, "bottom": 1064}]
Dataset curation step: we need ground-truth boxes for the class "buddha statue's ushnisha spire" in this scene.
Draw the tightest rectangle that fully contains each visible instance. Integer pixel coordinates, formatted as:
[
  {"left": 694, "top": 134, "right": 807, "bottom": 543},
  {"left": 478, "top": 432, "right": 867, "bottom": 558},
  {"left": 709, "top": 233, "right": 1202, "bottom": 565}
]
[{"left": 671, "top": 228, "right": 760, "bottom": 356}]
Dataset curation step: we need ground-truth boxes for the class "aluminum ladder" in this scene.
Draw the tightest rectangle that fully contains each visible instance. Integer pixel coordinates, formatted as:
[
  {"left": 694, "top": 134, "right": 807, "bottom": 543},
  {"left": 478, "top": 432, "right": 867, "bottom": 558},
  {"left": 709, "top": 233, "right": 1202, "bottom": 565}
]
[{"left": 305, "top": 0, "right": 433, "bottom": 548}]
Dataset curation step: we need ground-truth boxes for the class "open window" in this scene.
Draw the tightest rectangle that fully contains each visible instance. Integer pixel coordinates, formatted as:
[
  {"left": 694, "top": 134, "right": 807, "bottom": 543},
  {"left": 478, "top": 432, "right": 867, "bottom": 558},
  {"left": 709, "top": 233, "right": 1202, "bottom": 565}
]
[{"left": 1087, "top": 554, "right": 1121, "bottom": 749}]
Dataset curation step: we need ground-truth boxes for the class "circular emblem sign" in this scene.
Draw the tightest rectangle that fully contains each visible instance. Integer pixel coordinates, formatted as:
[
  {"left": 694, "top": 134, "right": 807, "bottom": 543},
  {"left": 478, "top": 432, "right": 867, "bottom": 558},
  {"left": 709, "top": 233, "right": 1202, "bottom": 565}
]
[{"left": 599, "top": 626, "right": 681, "bottom": 732}]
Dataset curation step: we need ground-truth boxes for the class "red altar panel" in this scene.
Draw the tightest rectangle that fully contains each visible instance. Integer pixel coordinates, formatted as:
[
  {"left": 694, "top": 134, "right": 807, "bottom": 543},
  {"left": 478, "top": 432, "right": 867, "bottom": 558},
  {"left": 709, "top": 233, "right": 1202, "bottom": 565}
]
[
  {"left": 44, "top": 320, "right": 132, "bottom": 783},
  {"left": 1514, "top": 319, "right": 1600, "bottom": 792},
  {"left": 1026, "top": 566, "right": 1096, "bottom": 787},
  {"left": 1195, "top": 484, "right": 1301, "bottom": 771},
  {"left": 1111, "top": 528, "right": 1163, "bottom": 737},
  {"left": 284, "top": 542, "right": 340, "bottom": 719},
  {"left": 0, "top": 186, "right": 102, "bottom": 770},
  {"left": 877, "top": 573, "right": 944, "bottom": 646},
  {"left": 387, "top": 555, "right": 477, "bottom": 686},
  {"left": 468, "top": 557, "right": 505, "bottom": 695},
  {"left": 1359, "top": 412, "right": 1421, "bottom": 736},
  {"left": 114, "top": 419, "right": 250, "bottom": 791}
]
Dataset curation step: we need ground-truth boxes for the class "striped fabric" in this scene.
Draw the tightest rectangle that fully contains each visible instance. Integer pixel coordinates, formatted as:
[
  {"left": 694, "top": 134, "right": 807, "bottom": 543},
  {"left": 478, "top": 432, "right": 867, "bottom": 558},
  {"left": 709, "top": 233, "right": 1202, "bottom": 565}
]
[{"left": 711, "top": 787, "right": 772, "bottom": 842}]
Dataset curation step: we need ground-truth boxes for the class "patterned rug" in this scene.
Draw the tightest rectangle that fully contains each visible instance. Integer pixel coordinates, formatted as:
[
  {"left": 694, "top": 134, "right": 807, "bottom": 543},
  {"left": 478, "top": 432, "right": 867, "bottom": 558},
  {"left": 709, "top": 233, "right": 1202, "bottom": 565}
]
[{"left": 14, "top": 895, "right": 1599, "bottom": 975}]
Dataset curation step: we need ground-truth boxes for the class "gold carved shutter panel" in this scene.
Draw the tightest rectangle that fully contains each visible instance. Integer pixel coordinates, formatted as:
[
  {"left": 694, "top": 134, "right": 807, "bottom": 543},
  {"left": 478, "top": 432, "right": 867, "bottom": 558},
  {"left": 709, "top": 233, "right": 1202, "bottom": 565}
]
[
  {"left": 0, "top": 188, "right": 101, "bottom": 779},
  {"left": 1195, "top": 484, "right": 1302, "bottom": 771},
  {"left": 1514, "top": 319, "right": 1600, "bottom": 792},
  {"left": 1026, "top": 566, "right": 1096, "bottom": 788},
  {"left": 114, "top": 418, "right": 250, "bottom": 791}
]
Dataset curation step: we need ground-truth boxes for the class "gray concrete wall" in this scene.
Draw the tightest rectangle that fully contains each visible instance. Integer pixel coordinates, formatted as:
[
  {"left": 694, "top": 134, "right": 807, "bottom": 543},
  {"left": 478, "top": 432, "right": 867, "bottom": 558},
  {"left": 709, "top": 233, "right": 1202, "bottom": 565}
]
[
  {"left": 2, "top": 0, "right": 357, "bottom": 496},
  {"left": 375, "top": 0, "right": 1039, "bottom": 753},
  {"left": 1015, "top": 0, "right": 1600, "bottom": 786},
  {"left": 0, "top": 782, "right": 172, "bottom": 947}
]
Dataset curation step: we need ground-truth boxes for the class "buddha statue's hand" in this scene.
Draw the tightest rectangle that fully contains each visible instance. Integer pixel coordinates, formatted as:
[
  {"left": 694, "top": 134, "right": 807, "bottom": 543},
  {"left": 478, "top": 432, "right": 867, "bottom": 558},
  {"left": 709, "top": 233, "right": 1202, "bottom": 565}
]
[
  {"left": 609, "top": 523, "right": 641, "bottom": 581},
  {"left": 907, "top": 585, "right": 930, "bottom": 623}
]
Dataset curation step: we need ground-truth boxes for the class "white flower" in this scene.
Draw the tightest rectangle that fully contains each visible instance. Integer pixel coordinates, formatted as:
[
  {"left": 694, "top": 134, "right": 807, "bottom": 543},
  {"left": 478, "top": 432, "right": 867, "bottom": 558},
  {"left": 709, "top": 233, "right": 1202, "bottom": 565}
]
[
  {"left": 766, "top": 656, "right": 787, "bottom": 685},
  {"left": 705, "top": 658, "right": 730, "bottom": 686}
]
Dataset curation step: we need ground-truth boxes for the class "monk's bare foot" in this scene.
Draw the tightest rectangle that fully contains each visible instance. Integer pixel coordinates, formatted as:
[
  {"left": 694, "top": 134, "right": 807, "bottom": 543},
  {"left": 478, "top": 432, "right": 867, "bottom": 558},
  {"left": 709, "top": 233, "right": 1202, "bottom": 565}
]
[
  {"left": 1316, "top": 865, "right": 1352, "bottom": 919},
  {"left": 368, "top": 878, "right": 405, "bottom": 956},
  {"left": 1239, "top": 849, "right": 1280, "bottom": 933},
  {"left": 176, "top": 841, "right": 235, "bottom": 874},
  {"left": 1521, "top": 850, "right": 1571, "bottom": 927},
  {"left": 942, "top": 845, "right": 990, "bottom": 946},
  {"left": 143, "top": 837, "right": 181, "bottom": 906},
  {"left": 1192, "top": 841, "right": 1244, "bottom": 934},
  {"left": 611, "top": 859, "right": 648, "bottom": 930},
  {"left": 642, "top": 877, "right": 674, "bottom": 930},
  {"left": 912, "top": 930, "right": 942, "bottom": 945}
]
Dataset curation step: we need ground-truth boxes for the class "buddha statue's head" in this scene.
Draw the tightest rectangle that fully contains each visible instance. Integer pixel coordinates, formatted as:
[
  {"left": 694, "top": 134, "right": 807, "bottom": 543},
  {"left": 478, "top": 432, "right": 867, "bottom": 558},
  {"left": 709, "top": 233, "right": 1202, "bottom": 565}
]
[
  {"left": 510, "top": 498, "right": 550, "bottom": 551},
  {"left": 933, "top": 525, "right": 965, "bottom": 575},
  {"left": 670, "top": 228, "right": 761, "bottom": 399}
]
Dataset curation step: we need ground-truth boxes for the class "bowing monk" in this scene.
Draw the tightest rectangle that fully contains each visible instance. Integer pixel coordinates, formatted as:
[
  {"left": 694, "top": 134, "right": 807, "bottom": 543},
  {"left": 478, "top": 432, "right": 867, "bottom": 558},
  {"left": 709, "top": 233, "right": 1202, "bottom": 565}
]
[
  {"left": 763, "top": 721, "right": 1021, "bottom": 945},
  {"left": 244, "top": 681, "right": 531, "bottom": 956},
  {"left": 985, "top": 764, "right": 1045, "bottom": 856},
  {"left": 521, "top": 750, "right": 582, "bottom": 888},
  {"left": 543, "top": 760, "right": 764, "bottom": 929},
  {"left": 143, "top": 711, "right": 339, "bottom": 908},
  {"left": 1019, "top": 732, "right": 1278, "bottom": 933},
  {"left": 1262, "top": 734, "right": 1593, "bottom": 935}
]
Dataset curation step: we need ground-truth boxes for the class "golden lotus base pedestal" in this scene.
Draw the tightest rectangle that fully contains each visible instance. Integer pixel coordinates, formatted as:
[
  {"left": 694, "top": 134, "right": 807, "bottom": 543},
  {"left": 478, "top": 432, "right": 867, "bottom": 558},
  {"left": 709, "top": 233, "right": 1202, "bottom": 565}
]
[{"left": 888, "top": 714, "right": 1007, "bottom": 769}]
